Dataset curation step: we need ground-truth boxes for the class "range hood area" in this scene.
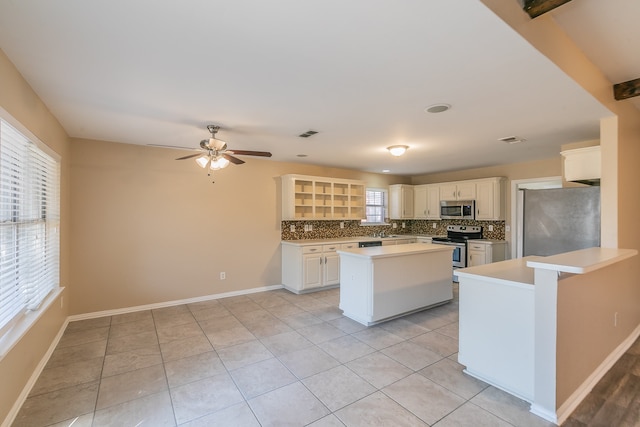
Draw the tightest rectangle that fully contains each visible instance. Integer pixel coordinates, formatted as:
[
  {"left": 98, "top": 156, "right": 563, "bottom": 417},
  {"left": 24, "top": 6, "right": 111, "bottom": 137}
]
[{"left": 561, "top": 146, "right": 601, "bottom": 186}]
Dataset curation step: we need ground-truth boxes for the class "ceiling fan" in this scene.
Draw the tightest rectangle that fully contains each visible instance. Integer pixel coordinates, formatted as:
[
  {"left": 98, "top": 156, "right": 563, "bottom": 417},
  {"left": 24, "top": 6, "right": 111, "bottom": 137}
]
[{"left": 176, "top": 125, "right": 272, "bottom": 177}]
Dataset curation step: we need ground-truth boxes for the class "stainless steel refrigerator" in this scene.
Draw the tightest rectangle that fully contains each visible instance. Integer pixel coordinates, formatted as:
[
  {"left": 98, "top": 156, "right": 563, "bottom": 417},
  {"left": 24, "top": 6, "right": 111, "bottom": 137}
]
[{"left": 522, "top": 187, "right": 600, "bottom": 257}]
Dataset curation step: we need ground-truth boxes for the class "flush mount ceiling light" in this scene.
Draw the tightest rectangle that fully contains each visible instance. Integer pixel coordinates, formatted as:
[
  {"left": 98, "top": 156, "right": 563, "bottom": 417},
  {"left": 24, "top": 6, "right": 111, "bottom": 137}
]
[
  {"left": 387, "top": 145, "right": 409, "bottom": 156},
  {"left": 425, "top": 103, "right": 451, "bottom": 114}
]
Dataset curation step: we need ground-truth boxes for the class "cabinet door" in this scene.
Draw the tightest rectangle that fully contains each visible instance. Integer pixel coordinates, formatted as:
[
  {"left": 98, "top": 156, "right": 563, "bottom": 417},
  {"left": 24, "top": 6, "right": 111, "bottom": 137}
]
[
  {"left": 414, "top": 185, "right": 427, "bottom": 219},
  {"left": 475, "top": 180, "right": 495, "bottom": 220},
  {"left": 439, "top": 183, "right": 458, "bottom": 201},
  {"left": 426, "top": 185, "right": 441, "bottom": 219},
  {"left": 401, "top": 186, "right": 414, "bottom": 218},
  {"left": 457, "top": 182, "right": 476, "bottom": 200},
  {"left": 468, "top": 250, "right": 486, "bottom": 267},
  {"left": 323, "top": 253, "right": 340, "bottom": 286},
  {"left": 302, "top": 253, "right": 323, "bottom": 289}
]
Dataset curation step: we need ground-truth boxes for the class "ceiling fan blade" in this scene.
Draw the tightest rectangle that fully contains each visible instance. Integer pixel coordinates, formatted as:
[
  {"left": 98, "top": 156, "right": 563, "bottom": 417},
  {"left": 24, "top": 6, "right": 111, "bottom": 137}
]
[
  {"left": 223, "top": 153, "right": 245, "bottom": 165},
  {"left": 226, "top": 150, "right": 272, "bottom": 157},
  {"left": 175, "top": 153, "right": 203, "bottom": 160}
]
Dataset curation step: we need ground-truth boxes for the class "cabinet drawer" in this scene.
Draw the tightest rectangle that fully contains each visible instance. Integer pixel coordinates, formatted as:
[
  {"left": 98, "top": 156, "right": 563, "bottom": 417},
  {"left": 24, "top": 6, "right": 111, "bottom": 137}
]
[
  {"left": 340, "top": 243, "right": 357, "bottom": 250},
  {"left": 468, "top": 242, "right": 486, "bottom": 251},
  {"left": 322, "top": 244, "right": 339, "bottom": 252},
  {"left": 302, "top": 245, "right": 323, "bottom": 254}
]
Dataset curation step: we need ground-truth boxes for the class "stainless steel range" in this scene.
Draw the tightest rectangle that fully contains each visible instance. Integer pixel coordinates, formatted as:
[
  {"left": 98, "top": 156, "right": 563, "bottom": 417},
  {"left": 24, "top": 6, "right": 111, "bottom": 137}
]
[{"left": 431, "top": 225, "right": 483, "bottom": 281}]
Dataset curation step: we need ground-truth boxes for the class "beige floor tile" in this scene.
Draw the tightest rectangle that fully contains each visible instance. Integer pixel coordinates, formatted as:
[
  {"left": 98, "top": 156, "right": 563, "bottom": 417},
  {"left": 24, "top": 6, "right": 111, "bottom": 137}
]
[
  {"left": 318, "top": 335, "right": 376, "bottom": 364},
  {"left": 159, "top": 333, "right": 213, "bottom": 362},
  {"left": 156, "top": 321, "right": 204, "bottom": 344},
  {"left": 205, "top": 326, "right": 256, "bottom": 349},
  {"left": 335, "top": 391, "right": 427, "bottom": 427},
  {"left": 411, "top": 331, "right": 459, "bottom": 357},
  {"left": 164, "top": 350, "right": 226, "bottom": 388},
  {"left": 47, "top": 413, "right": 94, "bottom": 427},
  {"left": 297, "top": 322, "right": 346, "bottom": 344},
  {"left": 382, "top": 373, "right": 465, "bottom": 425},
  {"left": 31, "top": 357, "right": 103, "bottom": 396},
  {"left": 152, "top": 304, "right": 190, "bottom": 318},
  {"left": 225, "top": 300, "right": 263, "bottom": 315},
  {"left": 404, "top": 310, "right": 450, "bottom": 330},
  {"left": 170, "top": 372, "right": 244, "bottom": 424},
  {"left": 230, "top": 357, "right": 297, "bottom": 399},
  {"left": 92, "top": 390, "right": 176, "bottom": 427},
  {"left": 381, "top": 341, "right": 443, "bottom": 371},
  {"left": 179, "top": 401, "right": 260, "bottom": 427},
  {"left": 433, "top": 401, "right": 512, "bottom": 427},
  {"left": 217, "top": 339, "right": 274, "bottom": 370},
  {"left": 153, "top": 311, "right": 197, "bottom": 330},
  {"left": 435, "top": 322, "right": 460, "bottom": 340},
  {"left": 108, "top": 316, "right": 156, "bottom": 338},
  {"left": 346, "top": 352, "right": 412, "bottom": 389},
  {"left": 46, "top": 339, "right": 107, "bottom": 368},
  {"left": 106, "top": 330, "right": 159, "bottom": 355},
  {"left": 294, "top": 298, "right": 331, "bottom": 311},
  {"left": 13, "top": 381, "right": 99, "bottom": 427},
  {"left": 303, "top": 365, "right": 376, "bottom": 411},
  {"left": 259, "top": 330, "right": 314, "bottom": 356},
  {"left": 279, "top": 311, "right": 324, "bottom": 328},
  {"left": 378, "top": 317, "right": 431, "bottom": 339},
  {"left": 96, "top": 364, "right": 167, "bottom": 410},
  {"left": 58, "top": 326, "right": 110, "bottom": 349},
  {"left": 352, "top": 327, "right": 404, "bottom": 350},
  {"left": 419, "top": 358, "right": 489, "bottom": 400},
  {"left": 190, "top": 304, "right": 231, "bottom": 321},
  {"left": 186, "top": 298, "right": 221, "bottom": 313},
  {"left": 471, "top": 386, "right": 556, "bottom": 427},
  {"left": 243, "top": 318, "right": 293, "bottom": 338},
  {"left": 328, "top": 316, "right": 368, "bottom": 334},
  {"left": 110, "top": 309, "right": 153, "bottom": 325},
  {"left": 308, "top": 306, "right": 344, "bottom": 321},
  {"left": 234, "top": 308, "right": 276, "bottom": 324},
  {"left": 65, "top": 316, "right": 111, "bottom": 332},
  {"left": 307, "top": 414, "right": 348, "bottom": 427},
  {"left": 278, "top": 346, "right": 341, "bottom": 379},
  {"left": 248, "top": 382, "right": 330, "bottom": 427},
  {"left": 198, "top": 314, "right": 244, "bottom": 334},
  {"left": 267, "top": 302, "right": 307, "bottom": 318},
  {"left": 102, "top": 344, "right": 163, "bottom": 377}
]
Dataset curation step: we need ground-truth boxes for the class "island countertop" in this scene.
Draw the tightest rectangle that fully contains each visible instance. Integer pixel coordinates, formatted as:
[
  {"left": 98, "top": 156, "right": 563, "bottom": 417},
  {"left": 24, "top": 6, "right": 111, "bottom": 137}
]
[{"left": 337, "top": 242, "right": 453, "bottom": 259}]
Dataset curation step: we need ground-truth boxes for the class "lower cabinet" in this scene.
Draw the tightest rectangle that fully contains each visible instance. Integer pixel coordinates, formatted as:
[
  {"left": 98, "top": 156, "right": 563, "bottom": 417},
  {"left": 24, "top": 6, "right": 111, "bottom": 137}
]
[
  {"left": 467, "top": 241, "right": 507, "bottom": 267},
  {"left": 282, "top": 243, "right": 342, "bottom": 293}
]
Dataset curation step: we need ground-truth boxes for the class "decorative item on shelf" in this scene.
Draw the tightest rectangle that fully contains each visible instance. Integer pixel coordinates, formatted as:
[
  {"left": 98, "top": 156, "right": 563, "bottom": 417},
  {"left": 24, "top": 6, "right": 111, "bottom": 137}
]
[{"left": 387, "top": 145, "right": 409, "bottom": 156}]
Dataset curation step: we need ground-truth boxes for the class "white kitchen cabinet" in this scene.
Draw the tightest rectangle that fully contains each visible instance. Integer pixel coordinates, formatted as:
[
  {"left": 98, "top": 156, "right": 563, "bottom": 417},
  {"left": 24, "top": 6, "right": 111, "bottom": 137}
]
[
  {"left": 282, "top": 242, "right": 344, "bottom": 293},
  {"left": 281, "top": 174, "right": 365, "bottom": 220},
  {"left": 413, "top": 185, "right": 427, "bottom": 219},
  {"left": 416, "top": 237, "right": 433, "bottom": 244},
  {"left": 475, "top": 178, "right": 506, "bottom": 220},
  {"left": 389, "top": 184, "right": 414, "bottom": 219},
  {"left": 381, "top": 238, "right": 416, "bottom": 246},
  {"left": 467, "top": 241, "right": 507, "bottom": 267},
  {"left": 439, "top": 181, "right": 476, "bottom": 201},
  {"left": 426, "top": 184, "right": 441, "bottom": 219}
]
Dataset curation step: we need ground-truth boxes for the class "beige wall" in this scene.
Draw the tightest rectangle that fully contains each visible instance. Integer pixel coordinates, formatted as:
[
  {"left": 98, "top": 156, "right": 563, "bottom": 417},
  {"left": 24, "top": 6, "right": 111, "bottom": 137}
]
[
  {"left": 0, "top": 50, "right": 70, "bottom": 423},
  {"left": 69, "top": 138, "right": 405, "bottom": 314}
]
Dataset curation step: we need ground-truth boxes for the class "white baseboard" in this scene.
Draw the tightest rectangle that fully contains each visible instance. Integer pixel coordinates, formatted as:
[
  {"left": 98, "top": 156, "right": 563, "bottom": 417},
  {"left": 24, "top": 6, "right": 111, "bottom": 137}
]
[
  {"left": 68, "top": 284, "right": 284, "bottom": 321},
  {"left": 2, "top": 317, "right": 69, "bottom": 427},
  {"left": 553, "top": 324, "right": 640, "bottom": 425}
]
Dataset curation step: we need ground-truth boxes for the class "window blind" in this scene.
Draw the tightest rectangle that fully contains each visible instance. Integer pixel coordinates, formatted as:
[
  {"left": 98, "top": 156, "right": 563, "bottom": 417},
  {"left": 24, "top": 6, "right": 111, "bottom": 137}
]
[
  {"left": 0, "top": 119, "right": 60, "bottom": 336},
  {"left": 365, "top": 189, "right": 385, "bottom": 223}
]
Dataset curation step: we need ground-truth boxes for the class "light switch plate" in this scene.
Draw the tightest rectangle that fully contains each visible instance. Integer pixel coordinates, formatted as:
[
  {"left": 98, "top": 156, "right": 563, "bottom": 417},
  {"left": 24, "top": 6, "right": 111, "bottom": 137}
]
[{"left": 290, "top": 225, "right": 295, "bottom": 232}]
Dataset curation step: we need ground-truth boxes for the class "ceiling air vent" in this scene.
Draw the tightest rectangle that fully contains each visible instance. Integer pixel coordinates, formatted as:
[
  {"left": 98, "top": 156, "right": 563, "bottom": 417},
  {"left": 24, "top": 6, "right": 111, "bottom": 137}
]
[
  {"left": 498, "top": 136, "right": 526, "bottom": 144},
  {"left": 299, "top": 130, "right": 318, "bottom": 138}
]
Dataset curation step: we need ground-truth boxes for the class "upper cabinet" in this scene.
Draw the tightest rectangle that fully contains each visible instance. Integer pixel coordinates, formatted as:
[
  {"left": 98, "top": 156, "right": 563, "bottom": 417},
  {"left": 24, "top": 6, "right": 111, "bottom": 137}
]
[
  {"left": 414, "top": 184, "right": 441, "bottom": 220},
  {"left": 439, "top": 182, "right": 476, "bottom": 201},
  {"left": 389, "top": 184, "right": 414, "bottom": 219},
  {"left": 281, "top": 174, "right": 365, "bottom": 220},
  {"left": 475, "top": 177, "right": 506, "bottom": 220}
]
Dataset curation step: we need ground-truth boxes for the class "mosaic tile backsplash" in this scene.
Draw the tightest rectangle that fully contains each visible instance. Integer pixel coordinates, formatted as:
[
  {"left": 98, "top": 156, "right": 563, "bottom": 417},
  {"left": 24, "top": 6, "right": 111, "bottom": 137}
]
[{"left": 281, "top": 219, "right": 506, "bottom": 241}]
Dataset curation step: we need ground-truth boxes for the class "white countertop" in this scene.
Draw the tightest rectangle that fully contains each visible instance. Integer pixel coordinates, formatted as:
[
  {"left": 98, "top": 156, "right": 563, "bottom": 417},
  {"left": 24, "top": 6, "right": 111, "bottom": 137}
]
[
  {"left": 281, "top": 235, "right": 435, "bottom": 246},
  {"left": 525, "top": 247, "right": 638, "bottom": 274},
  {"left": 456, "top": 257, "right": 535, "bottom": 287},
  {"left": 337, "top": 242, "right": 454, "bottom": 259}
]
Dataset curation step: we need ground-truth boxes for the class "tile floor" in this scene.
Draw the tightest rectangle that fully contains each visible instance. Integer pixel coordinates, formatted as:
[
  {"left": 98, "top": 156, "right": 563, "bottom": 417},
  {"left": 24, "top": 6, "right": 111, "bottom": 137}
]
[{"left": 10, "top": 284, "right": 638, "bottom": 426}]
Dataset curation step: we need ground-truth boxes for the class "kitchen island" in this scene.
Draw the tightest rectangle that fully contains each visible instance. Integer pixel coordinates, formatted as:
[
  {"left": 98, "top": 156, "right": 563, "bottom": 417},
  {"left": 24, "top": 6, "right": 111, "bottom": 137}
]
[{"left": 337, "top": 243, "right": 454, "bottom": 326}]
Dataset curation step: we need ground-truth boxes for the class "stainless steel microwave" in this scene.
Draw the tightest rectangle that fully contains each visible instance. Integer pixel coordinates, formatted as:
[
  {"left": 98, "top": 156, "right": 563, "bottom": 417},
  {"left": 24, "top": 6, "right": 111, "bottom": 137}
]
[{"left": 440, "top": 200, "right": 475, "bottom": 220}]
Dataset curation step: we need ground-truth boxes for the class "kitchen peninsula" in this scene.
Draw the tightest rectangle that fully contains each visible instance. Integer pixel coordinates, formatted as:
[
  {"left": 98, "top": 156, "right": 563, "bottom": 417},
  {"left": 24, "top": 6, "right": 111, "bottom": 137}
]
[{"left": 337, "top": 243, "right": 455, "bottom": 326}]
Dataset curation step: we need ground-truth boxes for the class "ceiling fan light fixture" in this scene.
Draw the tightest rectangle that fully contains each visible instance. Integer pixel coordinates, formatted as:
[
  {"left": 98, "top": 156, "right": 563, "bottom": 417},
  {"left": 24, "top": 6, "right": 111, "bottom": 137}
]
[
  {"left": 210, "top": 156, "right": 230, "bottom": 170},
  {"left": 387, "top": 145, "right": 409, "bottom": 156},
  {"left": 195, "top": 155, "right": 209, "bottom": 168}
]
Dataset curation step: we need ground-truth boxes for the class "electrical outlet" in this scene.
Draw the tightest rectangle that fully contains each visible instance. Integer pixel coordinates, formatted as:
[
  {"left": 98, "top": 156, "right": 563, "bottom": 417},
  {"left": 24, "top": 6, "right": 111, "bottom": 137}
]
[
  {"left": 304, "top": 224, "right": 309, "bottom": 232},
  {"left": 432, "top": 223, "right": 437, "bottom": 229},
  {"left": 220, "top": 272, "right": 226, "bottom": 280},
  {"left": 392, "top": 223, "right": 398, "bottom": 229},
  {"left": 290, "top": 225, "right": 295, "bottom": 232},
  {"left": 402, "top": 222, "right": 406, "bottom": 229},
  {"left": 340, "top": 222, "right": 344, "bottom": 229},
  {"left": 505, "top": 225, "right": 511, "bottom": 232},
  {"left": 488, "top": 225, "right": 494, "bottom": 232}
]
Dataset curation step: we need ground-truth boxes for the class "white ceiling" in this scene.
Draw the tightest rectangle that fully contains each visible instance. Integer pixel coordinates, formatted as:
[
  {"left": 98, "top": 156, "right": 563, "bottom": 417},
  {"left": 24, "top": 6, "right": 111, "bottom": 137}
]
[{"left": 0, "top": 0, "right": 632, "bottom": 176}]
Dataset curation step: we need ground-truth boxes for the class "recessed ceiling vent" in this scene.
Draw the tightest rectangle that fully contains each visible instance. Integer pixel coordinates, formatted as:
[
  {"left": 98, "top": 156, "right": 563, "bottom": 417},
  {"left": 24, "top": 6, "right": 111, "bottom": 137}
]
[
  {"left": 299, "top": 130, "right": 318, "bottom": 138},
  {"left": 498, "top": 136, "right": 526, "bottom": 144}
]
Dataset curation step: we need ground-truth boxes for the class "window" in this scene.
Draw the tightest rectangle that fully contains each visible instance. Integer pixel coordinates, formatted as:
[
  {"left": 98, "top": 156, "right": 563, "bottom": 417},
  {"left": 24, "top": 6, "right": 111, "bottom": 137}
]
[
  {"left": 363, "top": 188, "right": 387, "bottom": 224},
  {"left": 0, "top": 118, "right": 60, "bottom": 336}
]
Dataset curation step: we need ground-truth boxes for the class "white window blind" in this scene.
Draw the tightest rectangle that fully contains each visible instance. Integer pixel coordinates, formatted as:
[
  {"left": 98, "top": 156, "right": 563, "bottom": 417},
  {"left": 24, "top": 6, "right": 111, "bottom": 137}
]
[
  {"left": 0, "top": 119, "right": 60, "bottom": 336},
  {"left": 364, "top": 189, "right": 386, "bottom": 223}
]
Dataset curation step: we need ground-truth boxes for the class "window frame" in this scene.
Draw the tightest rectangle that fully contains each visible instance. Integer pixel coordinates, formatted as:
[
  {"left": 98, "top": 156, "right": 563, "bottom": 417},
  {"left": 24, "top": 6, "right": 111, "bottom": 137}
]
[{"left": 361, "top": 187, "right": 389, "bottom": 226}]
